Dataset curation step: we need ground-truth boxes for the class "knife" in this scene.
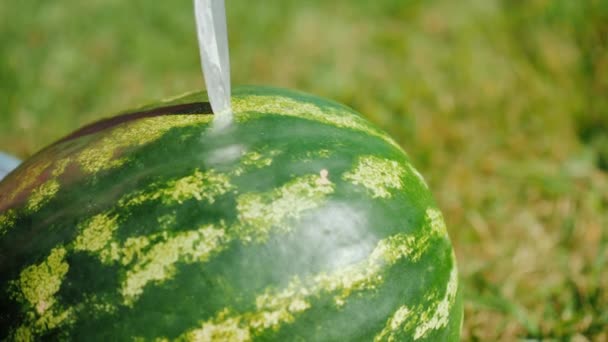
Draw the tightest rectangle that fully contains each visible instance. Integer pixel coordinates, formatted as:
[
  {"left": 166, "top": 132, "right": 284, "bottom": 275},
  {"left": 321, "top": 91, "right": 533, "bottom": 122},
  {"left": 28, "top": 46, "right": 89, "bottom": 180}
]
[{"left": 194, "top": 0, "right": 233, "bottom": 127}]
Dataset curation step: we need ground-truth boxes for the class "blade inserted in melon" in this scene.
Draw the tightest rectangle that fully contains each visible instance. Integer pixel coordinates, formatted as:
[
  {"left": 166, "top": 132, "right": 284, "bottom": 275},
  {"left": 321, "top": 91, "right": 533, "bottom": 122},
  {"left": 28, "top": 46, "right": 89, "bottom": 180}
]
[{"left": 194, "top": 0, "right": 233, "bottom": 128}]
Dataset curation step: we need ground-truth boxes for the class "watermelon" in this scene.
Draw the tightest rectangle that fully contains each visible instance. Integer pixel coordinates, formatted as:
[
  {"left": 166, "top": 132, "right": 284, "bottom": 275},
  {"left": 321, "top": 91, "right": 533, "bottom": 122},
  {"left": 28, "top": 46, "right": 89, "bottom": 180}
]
[{"left": 0, "top": 86, "right": 462, "bottom": 341}]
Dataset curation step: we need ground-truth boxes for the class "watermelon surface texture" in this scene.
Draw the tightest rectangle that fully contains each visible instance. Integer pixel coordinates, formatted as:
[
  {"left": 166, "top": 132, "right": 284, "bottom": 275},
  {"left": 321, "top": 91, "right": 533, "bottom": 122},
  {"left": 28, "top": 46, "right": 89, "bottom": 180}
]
[{"left": 0, "top": 86, "right": 462, "bottom": 341}]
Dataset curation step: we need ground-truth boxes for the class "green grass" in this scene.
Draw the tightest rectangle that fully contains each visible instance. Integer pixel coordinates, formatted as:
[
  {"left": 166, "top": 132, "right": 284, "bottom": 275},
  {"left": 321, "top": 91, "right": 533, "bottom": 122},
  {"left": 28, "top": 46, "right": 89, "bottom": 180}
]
[{"left": 1, "top": 0, "right": 607, "bottom": 339}]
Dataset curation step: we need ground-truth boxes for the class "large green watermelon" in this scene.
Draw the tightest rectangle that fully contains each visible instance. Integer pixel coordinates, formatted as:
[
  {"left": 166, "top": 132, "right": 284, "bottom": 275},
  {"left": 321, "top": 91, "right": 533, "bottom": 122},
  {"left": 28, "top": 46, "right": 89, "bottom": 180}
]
[{"left": 0, "top": 86, "right": 462, "bottom": 341}]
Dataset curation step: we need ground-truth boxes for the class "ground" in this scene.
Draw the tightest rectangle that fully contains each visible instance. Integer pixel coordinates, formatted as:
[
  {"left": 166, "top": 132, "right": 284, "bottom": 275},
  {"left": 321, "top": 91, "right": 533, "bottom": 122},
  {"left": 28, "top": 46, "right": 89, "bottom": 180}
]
[{"left": 1, "top": 0, "right": 607, "bottom": 340}]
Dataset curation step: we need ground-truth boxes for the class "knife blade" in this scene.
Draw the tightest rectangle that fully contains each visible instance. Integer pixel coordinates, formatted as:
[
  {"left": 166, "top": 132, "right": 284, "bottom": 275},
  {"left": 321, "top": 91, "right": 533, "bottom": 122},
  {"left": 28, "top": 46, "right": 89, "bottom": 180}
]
[{"left": 194, "top": 0, "right": 232, "bottom": 127}]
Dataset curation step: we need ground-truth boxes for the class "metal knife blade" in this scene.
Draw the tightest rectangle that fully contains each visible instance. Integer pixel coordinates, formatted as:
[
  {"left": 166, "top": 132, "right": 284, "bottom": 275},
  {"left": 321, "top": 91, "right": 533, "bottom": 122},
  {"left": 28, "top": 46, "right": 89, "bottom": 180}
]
[{"left": 194, "top": 0, "right": 232, "bottom": 126}]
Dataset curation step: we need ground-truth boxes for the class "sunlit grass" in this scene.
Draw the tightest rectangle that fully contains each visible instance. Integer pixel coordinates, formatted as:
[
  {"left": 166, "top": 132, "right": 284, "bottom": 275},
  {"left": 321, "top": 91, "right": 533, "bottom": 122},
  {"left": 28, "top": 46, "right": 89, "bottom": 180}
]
[{"left": 1, "top": 0, "right": 607, "bottom": 339}]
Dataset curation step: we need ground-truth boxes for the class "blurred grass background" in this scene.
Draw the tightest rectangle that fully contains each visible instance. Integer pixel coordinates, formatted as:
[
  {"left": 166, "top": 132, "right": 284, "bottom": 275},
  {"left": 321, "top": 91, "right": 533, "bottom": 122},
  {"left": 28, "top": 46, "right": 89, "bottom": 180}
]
[{"left": 1, "top": 0, "right": 607, "bottom": 339}]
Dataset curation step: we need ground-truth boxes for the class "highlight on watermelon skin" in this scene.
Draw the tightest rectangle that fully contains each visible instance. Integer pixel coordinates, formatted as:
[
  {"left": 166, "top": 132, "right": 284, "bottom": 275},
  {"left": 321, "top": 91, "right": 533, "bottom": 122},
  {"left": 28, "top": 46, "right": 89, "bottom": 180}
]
[{"left": 0, "top": 86, "right": 462, "bottom": 341}]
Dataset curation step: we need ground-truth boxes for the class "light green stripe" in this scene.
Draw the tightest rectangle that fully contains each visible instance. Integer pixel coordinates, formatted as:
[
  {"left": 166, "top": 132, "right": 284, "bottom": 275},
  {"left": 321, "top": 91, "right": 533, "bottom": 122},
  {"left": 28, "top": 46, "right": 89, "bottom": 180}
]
[
  {"left": 175, "top": 226, "right": 437, "bottom": 340},
  {"left": 234, "top": 172, "right": 334, "bottom": 243},
  {"left": 121, "top": 225, "right": 227, "bottom": 305},
  {"left": 26, "top": 179, "right": 60, "bottom": 212},
  {"left": 232, "top": 95, "right": 403, "bottom": 151},
  {"left": 343, "top": 155, "right": 407, "bottom": 199},
  {"left": 413, "top": 259, "right": 459, "bottom": 340},
  {"left": 118, "top": 149, "right": 280, "bottom": 209},
  {"left": 0, "top": 209, "right": 17, "bottom": 236},
  {"left": 0, "top": 160, "right": 51, "bottom": 211},
  {"left": 14, "top": 247, "right": 69, "bottom": 315},
  {"left": 373, "top": 252, "right": 459, "bottom": 341},
  {"left": 9, "top": 247, "right": 74, "bottom": 341},
  {"left": 74, "top": 213, "right": 119, "bottom": 253},
  {"left": 69, "top": 171, "right": 335, "bottom": 307},
  {"left": 119, "top": 168, "right": 233, "bottom": 208},
  {"left": 76, "top": 115, "right": 212, "bottom": 174}
]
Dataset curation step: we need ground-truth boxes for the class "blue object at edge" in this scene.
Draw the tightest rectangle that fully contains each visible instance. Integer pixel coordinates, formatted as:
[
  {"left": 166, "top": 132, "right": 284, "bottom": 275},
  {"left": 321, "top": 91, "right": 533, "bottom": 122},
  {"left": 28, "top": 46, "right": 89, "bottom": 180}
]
[{"left": 0, "top": 152, "right": 21, "bottom": 181}]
